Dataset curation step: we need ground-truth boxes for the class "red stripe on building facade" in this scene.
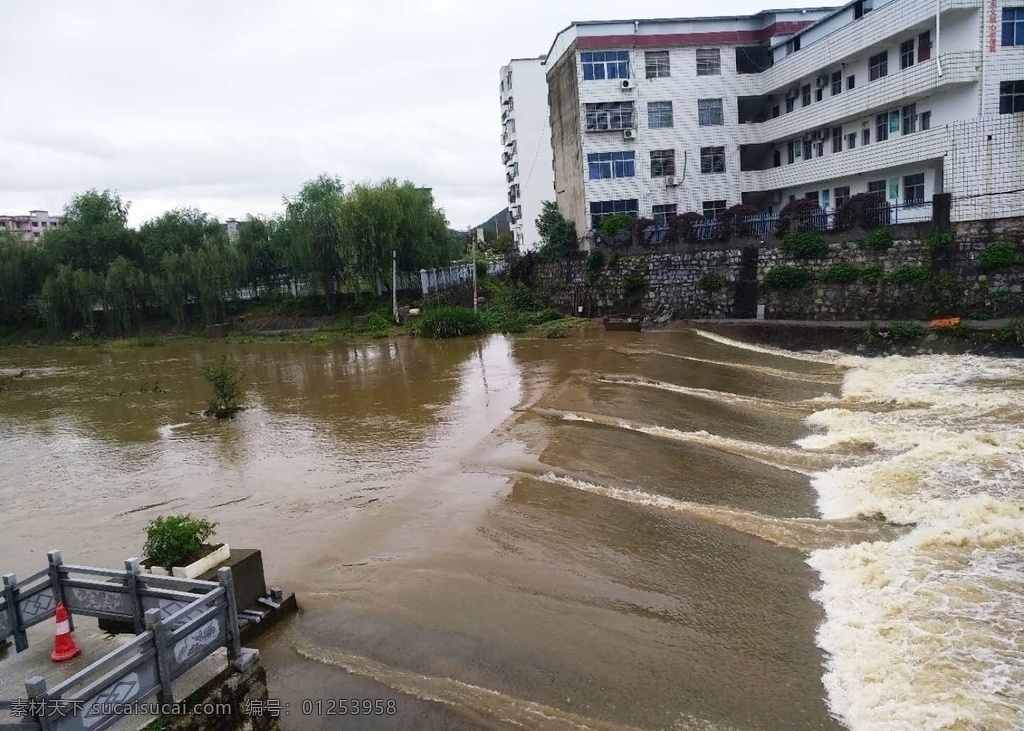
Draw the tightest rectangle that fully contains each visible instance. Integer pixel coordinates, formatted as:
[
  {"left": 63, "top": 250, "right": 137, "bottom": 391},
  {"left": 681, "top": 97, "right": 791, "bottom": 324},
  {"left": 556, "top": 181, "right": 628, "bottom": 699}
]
[{"left": 575, "top": 21, "right": 814, "bottom": 49}]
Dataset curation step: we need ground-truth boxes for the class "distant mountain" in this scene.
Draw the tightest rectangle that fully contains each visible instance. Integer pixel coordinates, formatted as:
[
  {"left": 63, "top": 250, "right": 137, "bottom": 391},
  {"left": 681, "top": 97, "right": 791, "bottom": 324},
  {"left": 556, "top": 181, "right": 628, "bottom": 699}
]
[{"left": 476, "top": 209, "right": 511, "bottom": 236}]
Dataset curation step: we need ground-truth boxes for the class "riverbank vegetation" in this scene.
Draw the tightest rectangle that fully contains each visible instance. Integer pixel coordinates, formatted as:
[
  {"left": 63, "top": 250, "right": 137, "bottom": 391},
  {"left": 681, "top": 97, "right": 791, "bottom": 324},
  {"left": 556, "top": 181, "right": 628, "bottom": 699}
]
[{"left": 0, "top": 176, "right": 469, "bottom": 340}]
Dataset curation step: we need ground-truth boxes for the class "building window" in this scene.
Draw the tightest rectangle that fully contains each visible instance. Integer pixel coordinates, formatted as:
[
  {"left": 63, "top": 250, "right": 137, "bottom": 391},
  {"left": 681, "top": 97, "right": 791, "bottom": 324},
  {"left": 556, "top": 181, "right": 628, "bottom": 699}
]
[
  {"left": 645, "top": 51, "right": 670, "bottom": 78},
  {"left": 868, "top": 179, "right": 887, "bottom": 197},
  {"left": 918, "top": 31, "right": 932, "bottom": 61},
  {"left": 772, "top": 105, "right": 780, "bottom": 118},
  {"left": 587, "top": 151, "right": 636, "bottom": 180},
  {"left": 700, "top": 146, "right": 726, "bottom": 173},
  {"left": 903, "top": 173, "right": 925, "bottom": 205},
  {"left": 696, "top": 48, "right": 721, "bottom": 76},
  {"left": 900, "top": 39, "right": 915, "bottom": 70},
  {"left": 773, "top": 149, "right": 782, "bottom": 167},
  {"left": 1004, "top": 8, "right": 1024, "bottom": 46},
  {"left": 702, "top": 200, "right": 727, "bottom": 218},
  {"left": 785, "top": 97, "right": 795, "bottom": 113},
  {"left": 590, "top": 199, "right": 638, "bottom": 228},
  {"left": 802, "top": 84, "right": 812, "bottom": 106},
  {"left": 831, "top": 71, "right": 842, "bottom": 95},
  {"left": 832, "top": 126, "right": 843, "bottom": 153},
  {"left": 816, "top": 86, "right": 824, "bottom": 102},
  {"left": 847, "top": 75, "right": 856, "bottom": 90},
  {"left": 835, "top": 186, "right": 851, "bottom": 208},
  {"left": 846, "top": 132, "right": 857, "bottom": 149},
  {"left": 697, "top": 98, "right": 724, "bottom": 126},
  {"left": 876, "top": 113, "right": 890, "bottom": 142},
  {"left": 869, "top": 51, "right": 888, "bottom": 81},
  {"left": 584, "top": 102, "right": 635, "bottom": 131},
  {"left": 1000, "top": 80, "right": 1024, "bottom": 113},
  {"left": 647, "top": 101, "right": 674, "bottom": 128},
  {"left": 862, "top": 128, "right": 871, "bottom": 145},
  {"left": 650, "top": 149, "right": 676, "bottom": 177},
  {"left": 921, "top": 111, "right": 932, "bottom": 130},
  {"left": 581, "top": 51, "right": 630, "bottom": 80},
  {"left": 652, "top": 204, "right": 677, "bottom": 225},
  {"left": 902, "top": 103, "right": 917, "bottom": 134},
  {"left": 803, "top": 139, "right": 813, "bottom": 160},
  {"left": 805, "top": 191, "right": 820, "bottom": 204},
  {"left": 816, "top": 140, "right": 825, "bottom": 157},
  {"left": 787, "top": 140, "right": 796, "bottom": 164}
]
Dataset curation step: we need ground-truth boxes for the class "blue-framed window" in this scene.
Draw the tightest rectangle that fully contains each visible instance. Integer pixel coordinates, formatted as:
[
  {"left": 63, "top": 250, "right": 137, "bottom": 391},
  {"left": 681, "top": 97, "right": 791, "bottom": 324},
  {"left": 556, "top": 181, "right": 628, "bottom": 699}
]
[
  {"left": 581, "top": 51, "right": 630, "bottom": 80},
  {"left": 587, "top": 151, "right": 636, "bottom": 180},
  {"left": 590, "top": 199, "right": 638, "bottom": 228},
  {"left": 1004, "top": 8, "right": 1024, "bottom": 46},
  {"left": 584, "top": 102, "right": 635, "bottom": 131}
]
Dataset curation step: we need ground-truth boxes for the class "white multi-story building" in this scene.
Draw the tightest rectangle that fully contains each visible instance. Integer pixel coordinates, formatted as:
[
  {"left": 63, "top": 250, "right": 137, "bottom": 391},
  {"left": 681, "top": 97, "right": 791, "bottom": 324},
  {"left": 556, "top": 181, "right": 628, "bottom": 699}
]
[
  {"left": 542, "top": 0, "right": 1024, "bottom": 241},
  {"left": 500, "top": 57, "right": 555, "bottom": 251},
  {"left": 0, "top": 210, "right": 61, "bottom": 243}
]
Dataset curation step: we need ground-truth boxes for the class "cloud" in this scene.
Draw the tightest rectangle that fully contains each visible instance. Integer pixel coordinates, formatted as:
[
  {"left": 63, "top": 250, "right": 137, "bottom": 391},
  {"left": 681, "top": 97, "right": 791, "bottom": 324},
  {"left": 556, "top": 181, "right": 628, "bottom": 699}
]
[{"left": 0, "top": 0, "right": 834, "bottom": 228}]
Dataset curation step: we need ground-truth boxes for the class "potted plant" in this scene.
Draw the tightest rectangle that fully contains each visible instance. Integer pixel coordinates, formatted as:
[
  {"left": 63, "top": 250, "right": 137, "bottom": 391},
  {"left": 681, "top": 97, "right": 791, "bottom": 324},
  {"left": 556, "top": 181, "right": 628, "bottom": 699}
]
[{"left": 142, "top": 514, "right": 229, "bottom": 578}]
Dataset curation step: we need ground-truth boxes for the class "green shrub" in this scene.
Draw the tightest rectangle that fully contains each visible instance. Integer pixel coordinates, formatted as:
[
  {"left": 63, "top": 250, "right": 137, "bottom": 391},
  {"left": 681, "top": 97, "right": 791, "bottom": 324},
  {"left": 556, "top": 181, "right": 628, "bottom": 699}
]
[
  {"left": 599, "top": 213, "right": 632, "bottom": 237},
  {"left": 864, "top": 320, "right": 880, "bottom": 338},
  {"left": 858, "top": 265, "right": 884, "bottom": 283},
  {"left": 765, "top": 266, "right": 813, "bottom": 291},
  {"left": 201, "top": 355, "right": 244, "bottom": 418},
  {"left": 623, "top": 272, "right": 649, "bottom": 307},
  {"left": 821, "top": 263, "right": 860, "bottom": 284},
  {"left": 978, "top": 242, "right": 1017, "bottom": 271},
  {"left": 990, "top": 288, "right": 1011, "bottom": 303},
  {"left": 414, "top": 307, "right": 486, "bottom": 339},
  {"left": 859, "top": 227, "right": 893, "bottom": 251},
  {"left": 926, "top": 274, "right": 963, "bottom": 317},
  {"left": 143, "top": 515, "right": 218, "bottom": 571},
  {"left": 585, "top": 249, "right": 606, "bottom": 275},
  {"left": 994, "top": 318, "right": 1024, "bottom": 346},
  {"left": 889, "top": 321, "right": 927, "bottom": 342},
  {"left": 132, "top": 333, "right": 165, "bottom": 348},
  {"left": 925, "top": 231, "right": 954, "bottom": 248},
  {"left": 887, "top": 265, "right": 930, "bottom": 285},
  {"left": 780, "top": 231, "right": 828, "bottom": 259},
  {"left": 698, "top": 273, "right": 727, "bottom": 291}
]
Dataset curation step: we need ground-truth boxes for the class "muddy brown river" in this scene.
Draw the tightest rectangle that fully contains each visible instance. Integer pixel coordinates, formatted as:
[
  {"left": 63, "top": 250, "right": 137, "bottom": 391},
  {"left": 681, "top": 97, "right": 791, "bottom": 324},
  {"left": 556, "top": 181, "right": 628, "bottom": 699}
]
[{"left": 1, "top": 327, "right": 1021, "bottom": 731}]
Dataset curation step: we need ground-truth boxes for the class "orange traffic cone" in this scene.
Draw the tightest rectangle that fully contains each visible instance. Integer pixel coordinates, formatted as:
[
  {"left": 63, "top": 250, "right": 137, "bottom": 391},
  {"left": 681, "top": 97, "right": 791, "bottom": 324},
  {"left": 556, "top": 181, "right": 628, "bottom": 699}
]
[{"left": 51, "top": 602, "right": 81, "bottom": 662}]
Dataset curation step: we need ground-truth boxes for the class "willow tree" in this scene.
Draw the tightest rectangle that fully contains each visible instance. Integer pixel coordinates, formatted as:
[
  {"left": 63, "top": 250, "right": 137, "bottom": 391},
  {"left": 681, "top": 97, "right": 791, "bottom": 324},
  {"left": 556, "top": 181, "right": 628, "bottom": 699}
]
[
  {"left": 236, "top": 214, "right": 285, "bottom": 297},
  {"left": 104, "top": 256, "right": 149, "bottom": 332},
  {"left": 284, "top": 175, "right": 345, "bottom": 310},
  {"left": 40, "top": 190, "right": 140, "bottom": 273},
  {"left": 138, "top": 208, "right": 223, "bottom": 270},
  {"left": 40, "top": 265, "right": 104, "bottom": 332},
  {"left": 0, "top": 233, "right": 44, "bottom": 325}
]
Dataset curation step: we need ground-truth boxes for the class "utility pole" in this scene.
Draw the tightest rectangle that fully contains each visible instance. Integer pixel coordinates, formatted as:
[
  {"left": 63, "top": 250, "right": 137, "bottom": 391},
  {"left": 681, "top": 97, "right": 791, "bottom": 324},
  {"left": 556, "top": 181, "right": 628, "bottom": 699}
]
[
  {"left": 472, "top": 233, "right": 478, "bottom": 312},
  {"left": 392, "top": 250, "right": 398, "bottom": 324}
]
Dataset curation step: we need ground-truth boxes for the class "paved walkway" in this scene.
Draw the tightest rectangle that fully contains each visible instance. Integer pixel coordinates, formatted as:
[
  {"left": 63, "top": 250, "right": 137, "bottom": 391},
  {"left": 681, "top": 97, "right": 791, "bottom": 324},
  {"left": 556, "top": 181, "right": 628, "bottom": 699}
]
[{"left": 682, "top": 318, "right": 1014, "bottom": 330}]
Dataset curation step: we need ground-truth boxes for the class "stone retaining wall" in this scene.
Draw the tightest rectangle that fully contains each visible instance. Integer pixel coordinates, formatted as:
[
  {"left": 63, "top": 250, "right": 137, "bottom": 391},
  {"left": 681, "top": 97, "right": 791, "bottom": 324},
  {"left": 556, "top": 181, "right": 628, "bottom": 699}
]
[{"left": 532, "top": 217, "right": 1024, "bottom": 321}]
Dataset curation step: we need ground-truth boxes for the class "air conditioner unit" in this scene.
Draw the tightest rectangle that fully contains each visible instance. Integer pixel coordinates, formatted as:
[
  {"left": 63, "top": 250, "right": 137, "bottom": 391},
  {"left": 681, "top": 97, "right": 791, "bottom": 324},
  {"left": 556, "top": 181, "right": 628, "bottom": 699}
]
[
  {"left": 622, "top": 129, "right": 637, "bottom": 140},
  {"left": 664, "top": 176, "right": 678, "bottom": 187},
  {"left": 786, "top": 86, "right": 799, "bottom": 100},
  {"left": 620, "top": 79, "right": 634, "bottom": 90},
  {"left": 816, "top": 75, "right": 828, "bottom": 88}
]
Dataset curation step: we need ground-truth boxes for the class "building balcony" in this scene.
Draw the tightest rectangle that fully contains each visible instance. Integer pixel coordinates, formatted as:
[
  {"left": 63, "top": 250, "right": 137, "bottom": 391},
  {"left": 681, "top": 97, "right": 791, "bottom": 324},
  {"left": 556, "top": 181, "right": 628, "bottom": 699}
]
[
  {"left": 744, "top": 51, "right": 980, "bottom": 144},
  {"left": 741, "top": 124, "right": 948, "bottom": 192},
  {"left": 762, "top": 0, "right": 981, "bottom": 93}
]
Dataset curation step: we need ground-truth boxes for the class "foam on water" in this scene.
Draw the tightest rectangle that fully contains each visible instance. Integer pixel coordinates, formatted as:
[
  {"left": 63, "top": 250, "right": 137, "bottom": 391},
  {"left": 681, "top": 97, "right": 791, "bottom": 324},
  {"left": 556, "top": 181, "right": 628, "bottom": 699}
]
[
  {"left": 801, "top": 352, "right": 1024, "bottom": 730},
  {"left": 693, "top": 329, "right": 843, "bottom": 364},
  {"left": 596, "top": 374, "right": 813, "bottom": 416}
]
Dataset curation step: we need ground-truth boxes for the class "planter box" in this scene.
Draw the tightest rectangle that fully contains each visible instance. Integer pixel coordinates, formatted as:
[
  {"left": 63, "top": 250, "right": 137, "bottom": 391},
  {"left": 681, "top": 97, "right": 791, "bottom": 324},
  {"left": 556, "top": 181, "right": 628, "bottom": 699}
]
[{"left": 144, "top": 544, "right": 231, "bottom": 579}]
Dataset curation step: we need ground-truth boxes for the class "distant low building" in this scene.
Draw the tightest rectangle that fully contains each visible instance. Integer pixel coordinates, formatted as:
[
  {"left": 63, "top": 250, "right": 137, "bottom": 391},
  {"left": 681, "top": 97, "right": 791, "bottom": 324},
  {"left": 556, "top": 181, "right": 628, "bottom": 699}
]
[
  {"left": 223, "top": 216, "right": 240, "bottom": 239},
  {"left": 0, "top": 210, "right": 61, "bottom": 243}
]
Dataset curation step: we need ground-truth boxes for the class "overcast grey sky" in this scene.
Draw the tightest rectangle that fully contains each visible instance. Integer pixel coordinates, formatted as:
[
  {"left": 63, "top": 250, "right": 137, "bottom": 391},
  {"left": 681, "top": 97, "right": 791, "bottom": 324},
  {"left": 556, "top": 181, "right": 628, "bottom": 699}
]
[{"left": 0, "top": 0, "right": 832, "bottom": 229}]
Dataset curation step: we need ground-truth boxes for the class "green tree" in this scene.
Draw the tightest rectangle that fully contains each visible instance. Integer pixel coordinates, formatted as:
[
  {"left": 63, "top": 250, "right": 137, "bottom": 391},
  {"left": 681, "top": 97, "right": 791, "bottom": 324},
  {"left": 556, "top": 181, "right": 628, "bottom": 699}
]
[
  {"left": 104, "top": 256, "right": 149, "bottom": 332},
  {"left": 40, "top": 190, "right": 139, "bottom": 273},
  {"left": 138, "top": 208, "right": 225, "bottom": 269},
  {"left": 536, "top": 201, "right": 576, "bottom": 258},
  {"left": 40, "top": 265, "right": 104, "bottom": 332},
  {"left": 284, "top": 174, "right": 346, "bottom": 310},
  {"left": 0, "top": 233, "right": 44, "bottom": 324},
  {"left": 236, "top": 215, "right": 285, "bottom": 296}
]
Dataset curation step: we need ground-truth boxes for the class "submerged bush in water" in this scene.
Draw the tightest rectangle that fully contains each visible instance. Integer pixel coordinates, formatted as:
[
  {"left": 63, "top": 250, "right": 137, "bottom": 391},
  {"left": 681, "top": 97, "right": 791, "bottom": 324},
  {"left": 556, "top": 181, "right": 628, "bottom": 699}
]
[{"left": 202, "top": 355, "right": 245, "bottom": 418}]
